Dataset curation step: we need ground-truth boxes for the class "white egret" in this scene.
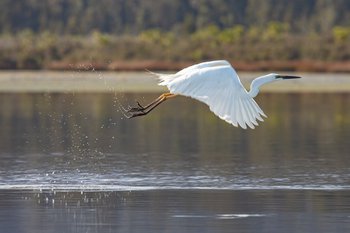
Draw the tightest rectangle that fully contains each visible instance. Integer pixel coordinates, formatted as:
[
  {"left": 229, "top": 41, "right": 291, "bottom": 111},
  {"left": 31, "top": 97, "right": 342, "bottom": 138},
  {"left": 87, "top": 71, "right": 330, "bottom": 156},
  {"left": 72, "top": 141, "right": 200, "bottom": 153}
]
[{"left": 126, "top": 60, "right": 301, "bottom": 129}]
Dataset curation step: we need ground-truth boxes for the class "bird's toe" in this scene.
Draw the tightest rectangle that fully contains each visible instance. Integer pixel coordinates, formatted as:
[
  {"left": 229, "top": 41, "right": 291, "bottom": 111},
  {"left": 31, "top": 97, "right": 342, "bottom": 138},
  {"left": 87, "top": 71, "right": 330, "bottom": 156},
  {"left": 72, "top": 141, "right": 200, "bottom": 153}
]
[{"left": 126, "top": 101, "right": 145, "bottom": 113}]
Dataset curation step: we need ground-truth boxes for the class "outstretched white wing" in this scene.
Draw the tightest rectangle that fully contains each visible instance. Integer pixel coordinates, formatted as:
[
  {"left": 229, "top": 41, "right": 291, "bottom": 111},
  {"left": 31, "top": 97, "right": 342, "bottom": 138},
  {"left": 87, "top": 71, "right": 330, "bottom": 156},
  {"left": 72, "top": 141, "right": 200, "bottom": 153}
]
[{"left": 156, "top": 61, "right": 267, "bottom": 129}]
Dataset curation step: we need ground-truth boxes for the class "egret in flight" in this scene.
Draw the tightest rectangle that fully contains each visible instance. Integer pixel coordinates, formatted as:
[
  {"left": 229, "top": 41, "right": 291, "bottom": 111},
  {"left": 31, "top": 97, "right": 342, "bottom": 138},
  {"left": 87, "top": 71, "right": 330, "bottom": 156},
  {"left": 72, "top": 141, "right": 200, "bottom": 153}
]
[{"left": 126, "top": 60, "right": 301, "bottom": 129}]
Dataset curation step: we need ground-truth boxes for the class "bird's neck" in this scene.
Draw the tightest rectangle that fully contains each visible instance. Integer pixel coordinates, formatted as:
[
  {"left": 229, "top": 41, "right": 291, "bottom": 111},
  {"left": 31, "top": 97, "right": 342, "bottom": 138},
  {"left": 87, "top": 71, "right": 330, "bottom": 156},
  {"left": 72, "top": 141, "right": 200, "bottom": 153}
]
[
  {"left": 248, "top": 75, "right": 277, "bottom": 98},
  {"left": 248, "top": 87, "right": 260, "bottom": 98}
]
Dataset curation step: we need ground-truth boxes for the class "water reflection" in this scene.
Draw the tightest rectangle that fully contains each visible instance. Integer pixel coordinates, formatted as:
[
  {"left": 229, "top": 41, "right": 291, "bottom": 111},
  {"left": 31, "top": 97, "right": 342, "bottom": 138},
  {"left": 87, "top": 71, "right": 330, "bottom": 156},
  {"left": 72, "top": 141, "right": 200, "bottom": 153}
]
[
  {"left": 0, "top": 92, "right": 349, "bottom": 190},
  {"left": 0, "top": 92, "right": 348, "bottom": 154}
]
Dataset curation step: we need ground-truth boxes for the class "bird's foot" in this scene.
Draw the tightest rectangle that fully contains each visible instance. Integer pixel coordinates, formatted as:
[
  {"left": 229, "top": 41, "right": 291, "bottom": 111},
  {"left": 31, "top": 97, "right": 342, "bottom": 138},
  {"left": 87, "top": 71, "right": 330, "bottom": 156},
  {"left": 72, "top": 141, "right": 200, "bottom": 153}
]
[
  {"left": 125, "top": 110, "right": 147, "bottom": 119},
  {"left": 124, "top": 101, "right": 148, "bottom": 118},
  {"left": 126, "top": 101, "right": 145, "bottom": 113}
]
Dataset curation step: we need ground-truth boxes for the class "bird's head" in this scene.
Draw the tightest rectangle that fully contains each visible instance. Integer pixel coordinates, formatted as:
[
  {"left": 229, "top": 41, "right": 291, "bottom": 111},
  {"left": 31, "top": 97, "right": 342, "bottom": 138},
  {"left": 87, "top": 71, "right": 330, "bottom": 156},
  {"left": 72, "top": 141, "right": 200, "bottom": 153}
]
[
  {"left": 273, "top": 73, "right": 302, "bottom": 80},
  {"left": 249, "top": 73, "right": 301, "bottom": 98},
  {"left": 257, "top": 73, "right": 301, "bottom": 84},
  {"left": 256, "top": 73, "right": 301, "bottom": 85}
]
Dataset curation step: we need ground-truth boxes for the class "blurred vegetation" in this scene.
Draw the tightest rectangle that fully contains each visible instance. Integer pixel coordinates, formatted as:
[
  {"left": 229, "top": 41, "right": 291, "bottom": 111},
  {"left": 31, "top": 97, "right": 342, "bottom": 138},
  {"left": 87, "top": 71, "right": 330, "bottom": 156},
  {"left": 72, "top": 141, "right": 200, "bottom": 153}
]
[
  {"left": 0, "top": 0, "right": 349, "bottom": 69},
  {"left": 0, "top": 25, "right": 348, "bottom": 70}
]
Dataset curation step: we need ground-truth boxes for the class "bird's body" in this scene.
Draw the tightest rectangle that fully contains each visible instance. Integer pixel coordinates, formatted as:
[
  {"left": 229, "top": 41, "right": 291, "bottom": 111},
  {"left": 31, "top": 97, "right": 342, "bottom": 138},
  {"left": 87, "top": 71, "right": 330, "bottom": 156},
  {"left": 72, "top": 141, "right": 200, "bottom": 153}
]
[
  {"left": 156, "top": 60, "right": 265, "bottom": 129},
  {"left": 126, "top": 60, "right": 300, "bottom": 129}
]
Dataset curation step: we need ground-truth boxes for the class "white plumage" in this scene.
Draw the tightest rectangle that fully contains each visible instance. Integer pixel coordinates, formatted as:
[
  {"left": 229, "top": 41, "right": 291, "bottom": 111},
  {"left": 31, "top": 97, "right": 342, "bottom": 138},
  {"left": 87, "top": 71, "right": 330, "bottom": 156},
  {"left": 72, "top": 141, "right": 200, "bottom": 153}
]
[
  {"left": 126, "top": 60, "right": 300, "bottom": 129},
  {"left": 156, "top": 60, "right": 266, "bottom": 129}
]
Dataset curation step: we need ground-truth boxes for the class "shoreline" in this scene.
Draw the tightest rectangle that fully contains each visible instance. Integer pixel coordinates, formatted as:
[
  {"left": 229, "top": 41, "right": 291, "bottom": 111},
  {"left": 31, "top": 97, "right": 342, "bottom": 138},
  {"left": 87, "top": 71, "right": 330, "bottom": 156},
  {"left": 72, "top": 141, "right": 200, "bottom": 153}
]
[
  {"left": 5, "top": 60, "right": 350, "bottom": 73},
  {"left": 0, "top": 70, "right": 349, "bottom": 93}
]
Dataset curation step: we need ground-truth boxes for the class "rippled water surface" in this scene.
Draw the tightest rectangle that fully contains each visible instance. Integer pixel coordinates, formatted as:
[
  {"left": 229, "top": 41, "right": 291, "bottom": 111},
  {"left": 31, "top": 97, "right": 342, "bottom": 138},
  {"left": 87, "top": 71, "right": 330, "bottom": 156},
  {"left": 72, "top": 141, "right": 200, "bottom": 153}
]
[{"left": 0, "top": 91, "right": 349, "bottom": 232}]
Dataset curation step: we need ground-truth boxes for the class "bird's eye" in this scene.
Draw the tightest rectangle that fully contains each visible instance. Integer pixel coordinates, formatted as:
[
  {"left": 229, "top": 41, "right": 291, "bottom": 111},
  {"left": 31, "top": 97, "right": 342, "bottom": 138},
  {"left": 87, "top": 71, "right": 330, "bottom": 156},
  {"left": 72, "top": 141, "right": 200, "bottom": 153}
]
[{"left": 275, "top": 75, "right": 283, "bottom": 79}]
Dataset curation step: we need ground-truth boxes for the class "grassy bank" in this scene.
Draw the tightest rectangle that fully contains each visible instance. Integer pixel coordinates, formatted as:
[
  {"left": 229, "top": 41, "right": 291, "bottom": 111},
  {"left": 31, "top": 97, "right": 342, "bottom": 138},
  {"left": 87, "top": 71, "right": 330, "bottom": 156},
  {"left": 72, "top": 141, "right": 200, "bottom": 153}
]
[{"left": 0, "top": 27, "right": 349, "bottom": 72}]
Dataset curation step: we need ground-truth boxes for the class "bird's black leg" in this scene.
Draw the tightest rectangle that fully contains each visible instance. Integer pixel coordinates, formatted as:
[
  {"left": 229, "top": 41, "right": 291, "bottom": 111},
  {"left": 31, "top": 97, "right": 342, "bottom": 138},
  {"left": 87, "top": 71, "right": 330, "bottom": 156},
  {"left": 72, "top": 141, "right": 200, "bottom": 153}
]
[
  {"left": 125, "top": 93, "right": 177, "bottom": 118},
  {"left": 126, "top": 97, "right": 165, "bottom": 118},
  {"left": 126, "top": 95, "right": 163, "bottom": 113},
  {"left": 137, "top": 101, "right": 144, "bottom": 109}
]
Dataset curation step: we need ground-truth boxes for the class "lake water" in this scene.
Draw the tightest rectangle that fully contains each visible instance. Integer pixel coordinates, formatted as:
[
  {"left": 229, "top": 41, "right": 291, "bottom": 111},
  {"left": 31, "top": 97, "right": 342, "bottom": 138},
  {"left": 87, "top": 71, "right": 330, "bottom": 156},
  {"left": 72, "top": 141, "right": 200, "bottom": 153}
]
[{"left": 0, "top": 86, "right": 349, "bottom": 232}]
